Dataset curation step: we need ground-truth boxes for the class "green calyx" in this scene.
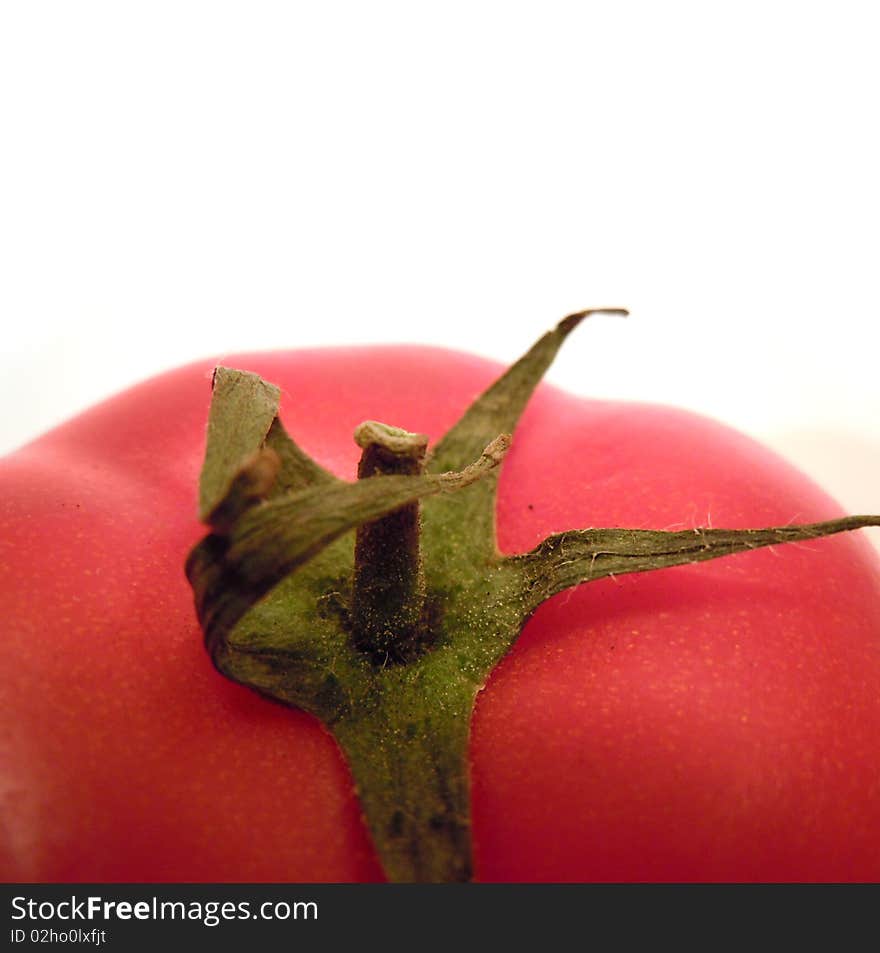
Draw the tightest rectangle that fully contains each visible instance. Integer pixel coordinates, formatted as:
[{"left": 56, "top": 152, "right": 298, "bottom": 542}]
[{"left": 185, "top": 309, "right": 880, "bottom": 883}]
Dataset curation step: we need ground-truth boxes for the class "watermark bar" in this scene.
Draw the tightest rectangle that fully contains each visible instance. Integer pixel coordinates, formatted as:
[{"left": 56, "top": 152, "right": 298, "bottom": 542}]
[{"left": 2, "top": 883, "right": 877, "bottom": 951}]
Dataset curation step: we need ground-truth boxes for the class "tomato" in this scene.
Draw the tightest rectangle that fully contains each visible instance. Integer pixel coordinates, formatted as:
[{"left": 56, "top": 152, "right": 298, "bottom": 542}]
[{"left": 1, "top": 338, "right": 878, "bottom": 882}]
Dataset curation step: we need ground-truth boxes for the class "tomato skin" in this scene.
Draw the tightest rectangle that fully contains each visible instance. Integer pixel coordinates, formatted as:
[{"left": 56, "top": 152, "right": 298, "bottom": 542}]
[{"left": 1, "top": 347, "right": 878, "bottom": 882}]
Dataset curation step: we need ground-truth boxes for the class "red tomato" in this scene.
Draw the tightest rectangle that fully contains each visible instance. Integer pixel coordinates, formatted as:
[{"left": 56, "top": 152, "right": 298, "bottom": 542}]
[{"left": 1, "top": 345, "right": 878, "bottom": 881}]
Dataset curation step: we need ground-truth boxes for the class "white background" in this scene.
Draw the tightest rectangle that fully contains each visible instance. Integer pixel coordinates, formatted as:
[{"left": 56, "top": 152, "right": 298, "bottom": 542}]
[{"left": 1, "top": 2, "right": 877, "bottom": 549}]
